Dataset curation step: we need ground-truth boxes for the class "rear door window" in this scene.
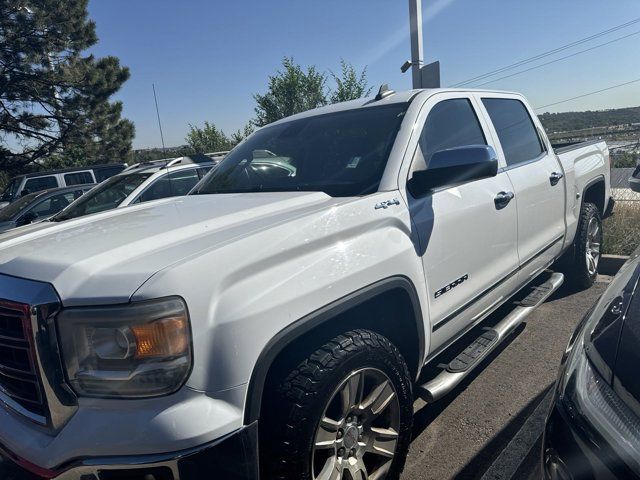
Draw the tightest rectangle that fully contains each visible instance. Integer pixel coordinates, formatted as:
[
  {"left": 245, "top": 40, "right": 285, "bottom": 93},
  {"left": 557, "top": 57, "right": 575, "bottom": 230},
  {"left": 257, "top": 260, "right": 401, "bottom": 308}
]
[
  {"left": 168, "top": 168, "right": 201, "bottom": 196},
  {"left": 482, "top": 98, "right": 543, "bottom": 167},
  {"left": 137, "top": 174, "right": 172, "bottom": 203},
  {"left": 24, "top": 176, "right": 58, "bottom": 194},
  {"left": 64, "top": 171, "right": 94, "bottom": 186}
]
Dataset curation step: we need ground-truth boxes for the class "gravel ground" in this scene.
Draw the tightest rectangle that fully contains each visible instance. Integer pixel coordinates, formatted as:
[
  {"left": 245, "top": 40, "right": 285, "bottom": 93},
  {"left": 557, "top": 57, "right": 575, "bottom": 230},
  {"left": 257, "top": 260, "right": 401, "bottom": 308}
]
[{"left": 401, "top": 278, "right": 609, "bottom": 480}]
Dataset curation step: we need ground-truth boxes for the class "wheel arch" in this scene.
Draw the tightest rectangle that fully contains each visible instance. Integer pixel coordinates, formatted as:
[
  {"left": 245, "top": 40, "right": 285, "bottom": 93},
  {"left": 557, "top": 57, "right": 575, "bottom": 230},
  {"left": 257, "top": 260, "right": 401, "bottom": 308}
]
[
  {"left": 582, "top": 175, "right": 606, "bottom": 215},
  {"left": 243, "top": 276, "right": 425, "bottom": 424}
]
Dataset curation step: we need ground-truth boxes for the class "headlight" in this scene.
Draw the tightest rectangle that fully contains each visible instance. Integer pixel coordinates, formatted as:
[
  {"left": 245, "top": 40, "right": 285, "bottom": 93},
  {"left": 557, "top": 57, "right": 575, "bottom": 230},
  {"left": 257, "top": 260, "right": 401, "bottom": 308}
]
[
  {"left": 560, "top": 320, "right": 640, "bottom": 473},
  {"left": 57, "top": 297, "right": 192, "bottom": 398}
]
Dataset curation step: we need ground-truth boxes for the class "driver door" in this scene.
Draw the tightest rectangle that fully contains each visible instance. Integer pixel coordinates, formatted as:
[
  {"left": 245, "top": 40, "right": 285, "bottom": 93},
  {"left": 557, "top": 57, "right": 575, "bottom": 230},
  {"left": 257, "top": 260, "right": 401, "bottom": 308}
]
[{"left": 404, "top": 93, "right": 520, "bottom": 352}]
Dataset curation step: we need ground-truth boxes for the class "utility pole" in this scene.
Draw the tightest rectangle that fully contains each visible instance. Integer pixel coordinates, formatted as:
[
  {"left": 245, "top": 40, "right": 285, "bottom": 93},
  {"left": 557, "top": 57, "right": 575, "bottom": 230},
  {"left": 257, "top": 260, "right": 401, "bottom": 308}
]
[{"left": 408, "top": 0, "right": 424, "bottom": 89}]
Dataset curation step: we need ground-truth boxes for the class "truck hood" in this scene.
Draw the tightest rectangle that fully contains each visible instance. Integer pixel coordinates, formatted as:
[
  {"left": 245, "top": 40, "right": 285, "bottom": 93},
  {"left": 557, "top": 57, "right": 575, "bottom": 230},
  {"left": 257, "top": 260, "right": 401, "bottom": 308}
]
[{"left": 0, "top": 192, "right": 338, "bottom": 305}]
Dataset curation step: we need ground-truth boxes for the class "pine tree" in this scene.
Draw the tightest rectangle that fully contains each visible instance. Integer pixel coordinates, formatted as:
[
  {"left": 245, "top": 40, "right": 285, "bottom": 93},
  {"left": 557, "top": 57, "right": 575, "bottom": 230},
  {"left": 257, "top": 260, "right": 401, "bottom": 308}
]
[{"left": 0, "top": 0, "right": 134, "bottom": 176}]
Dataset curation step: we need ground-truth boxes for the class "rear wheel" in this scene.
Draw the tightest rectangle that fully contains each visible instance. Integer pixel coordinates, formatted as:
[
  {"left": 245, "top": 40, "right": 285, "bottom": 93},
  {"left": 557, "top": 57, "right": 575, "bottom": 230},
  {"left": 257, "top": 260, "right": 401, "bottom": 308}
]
[
  {"left": 569, "top": 202, "right": 602, "bottom": 289},
  {"left": 261, "top": 329, "right": 413, "bottom": 480}
]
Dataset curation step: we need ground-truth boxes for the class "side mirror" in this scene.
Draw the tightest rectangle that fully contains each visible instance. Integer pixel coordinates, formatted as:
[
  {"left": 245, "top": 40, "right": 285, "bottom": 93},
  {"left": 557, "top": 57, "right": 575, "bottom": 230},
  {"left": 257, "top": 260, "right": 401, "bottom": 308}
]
[
  {"left": 17, "top": 211, "right": 38, "bottom": 226},
  {"left": 408, "top": 145, "right": 498, "bottom": 196}
]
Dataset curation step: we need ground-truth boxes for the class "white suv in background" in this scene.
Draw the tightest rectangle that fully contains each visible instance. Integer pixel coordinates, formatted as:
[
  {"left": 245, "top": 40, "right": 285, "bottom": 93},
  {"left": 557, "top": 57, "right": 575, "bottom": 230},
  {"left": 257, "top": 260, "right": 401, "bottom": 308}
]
[{"left": 51, "top": 156, "right": 216, "bottom": 222}]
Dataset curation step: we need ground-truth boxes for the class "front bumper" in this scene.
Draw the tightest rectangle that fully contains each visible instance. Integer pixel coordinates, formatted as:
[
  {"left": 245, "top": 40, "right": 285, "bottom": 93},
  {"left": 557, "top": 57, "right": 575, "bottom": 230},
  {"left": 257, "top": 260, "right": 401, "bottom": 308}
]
[
  {"left": 0, "top": 421, "right": 259, "bottom": 480},
  {"left": 543, "top": 394, "right": 639, "bottom": 480}
]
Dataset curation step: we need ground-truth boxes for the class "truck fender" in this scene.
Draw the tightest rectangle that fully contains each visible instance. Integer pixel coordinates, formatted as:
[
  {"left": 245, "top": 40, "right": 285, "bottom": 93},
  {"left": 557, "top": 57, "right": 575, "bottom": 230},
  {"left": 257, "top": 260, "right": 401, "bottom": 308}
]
[{"left": 243, "top": 275, "right": 425, "bottom": 424}]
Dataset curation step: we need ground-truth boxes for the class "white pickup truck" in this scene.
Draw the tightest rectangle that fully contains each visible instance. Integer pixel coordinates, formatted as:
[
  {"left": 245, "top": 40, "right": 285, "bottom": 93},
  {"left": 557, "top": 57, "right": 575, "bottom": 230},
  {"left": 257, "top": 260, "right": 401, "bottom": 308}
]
[{"left": 0, "top": 87, "right": 611, "bottom": 480}]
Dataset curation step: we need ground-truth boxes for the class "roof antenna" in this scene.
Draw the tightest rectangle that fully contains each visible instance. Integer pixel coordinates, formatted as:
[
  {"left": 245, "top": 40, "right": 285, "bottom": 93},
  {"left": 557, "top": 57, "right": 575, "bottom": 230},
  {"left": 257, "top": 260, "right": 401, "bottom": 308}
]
[
  {"left": 152, "top": 83, "right": 166, "bottom": 154},
  {"left": 375, "top": 84, "right": 395, "bottom": 101}
]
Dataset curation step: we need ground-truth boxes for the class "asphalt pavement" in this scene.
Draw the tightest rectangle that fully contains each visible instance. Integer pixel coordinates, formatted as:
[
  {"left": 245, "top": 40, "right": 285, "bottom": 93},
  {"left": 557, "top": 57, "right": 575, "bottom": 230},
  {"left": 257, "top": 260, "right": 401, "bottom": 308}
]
[{"left": 401, "top": 277, "right": 609, "bottom": 480}]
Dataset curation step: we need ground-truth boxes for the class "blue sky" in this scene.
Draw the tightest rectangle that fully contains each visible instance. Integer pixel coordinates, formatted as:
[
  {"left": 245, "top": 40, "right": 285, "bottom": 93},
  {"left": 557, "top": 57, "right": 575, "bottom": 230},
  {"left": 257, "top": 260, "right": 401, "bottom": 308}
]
[{"left": 87, "top": 0, "right": 640, "bottom": 149}]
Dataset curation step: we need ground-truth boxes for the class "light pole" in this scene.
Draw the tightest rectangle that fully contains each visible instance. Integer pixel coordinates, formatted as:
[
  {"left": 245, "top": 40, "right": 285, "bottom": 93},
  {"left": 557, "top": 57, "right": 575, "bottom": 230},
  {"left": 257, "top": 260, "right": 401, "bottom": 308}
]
[{"left": 408, "top": 0, "right": 424, "bottom": 89}]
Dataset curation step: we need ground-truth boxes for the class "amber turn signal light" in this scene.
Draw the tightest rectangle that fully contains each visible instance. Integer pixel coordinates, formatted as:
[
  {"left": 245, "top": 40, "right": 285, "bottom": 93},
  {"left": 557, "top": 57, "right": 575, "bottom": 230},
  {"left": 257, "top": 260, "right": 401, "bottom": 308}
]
[{"left": 131, "top": 316, "right": 189, "bottom": 359}]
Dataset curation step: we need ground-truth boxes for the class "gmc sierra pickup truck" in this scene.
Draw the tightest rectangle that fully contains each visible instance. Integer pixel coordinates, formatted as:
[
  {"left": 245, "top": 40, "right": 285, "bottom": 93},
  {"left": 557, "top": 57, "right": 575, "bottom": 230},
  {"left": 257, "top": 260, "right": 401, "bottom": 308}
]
[{"left": 0, "top": 87, "right": 611, "bottom": 480}]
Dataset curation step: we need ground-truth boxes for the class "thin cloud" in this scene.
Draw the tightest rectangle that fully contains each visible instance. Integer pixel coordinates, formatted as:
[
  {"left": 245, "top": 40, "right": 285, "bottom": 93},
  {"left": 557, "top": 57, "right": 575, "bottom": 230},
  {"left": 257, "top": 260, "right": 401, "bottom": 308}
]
[{"left": 358, "top": 0, "right": 456, "bottom": 67}]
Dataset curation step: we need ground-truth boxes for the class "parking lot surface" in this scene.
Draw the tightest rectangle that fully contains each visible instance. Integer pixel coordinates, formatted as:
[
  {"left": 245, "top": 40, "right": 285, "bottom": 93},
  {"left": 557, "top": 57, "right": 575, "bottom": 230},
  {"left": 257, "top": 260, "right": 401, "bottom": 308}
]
[{"left": 402, "top": 278, "right": 609, "bottom": 480}]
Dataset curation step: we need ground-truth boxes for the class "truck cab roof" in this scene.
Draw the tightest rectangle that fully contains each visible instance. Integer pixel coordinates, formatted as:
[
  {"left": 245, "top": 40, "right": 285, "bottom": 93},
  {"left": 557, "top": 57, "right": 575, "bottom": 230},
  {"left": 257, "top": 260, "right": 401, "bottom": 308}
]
[{"left": 269, "top": 87, "right": 520, "bottom": 126}]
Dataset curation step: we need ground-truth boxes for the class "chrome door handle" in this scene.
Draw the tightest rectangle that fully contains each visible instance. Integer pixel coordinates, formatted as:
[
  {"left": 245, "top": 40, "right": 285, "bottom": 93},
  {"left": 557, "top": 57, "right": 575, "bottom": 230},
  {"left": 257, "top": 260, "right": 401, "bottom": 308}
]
[
  {"left": 549, "top": 172, "right": 564, "bottom": 186},
  {"left": 494, "top": 191, "right": 514, "bottom": 210}
]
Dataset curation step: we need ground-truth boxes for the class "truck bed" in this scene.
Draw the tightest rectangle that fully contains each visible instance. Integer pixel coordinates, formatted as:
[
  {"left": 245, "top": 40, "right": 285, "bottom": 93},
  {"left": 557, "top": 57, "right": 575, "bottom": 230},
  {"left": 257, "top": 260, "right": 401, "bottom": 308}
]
[{"left": 552, "top": 139, "right": 605, "bottom": 155}]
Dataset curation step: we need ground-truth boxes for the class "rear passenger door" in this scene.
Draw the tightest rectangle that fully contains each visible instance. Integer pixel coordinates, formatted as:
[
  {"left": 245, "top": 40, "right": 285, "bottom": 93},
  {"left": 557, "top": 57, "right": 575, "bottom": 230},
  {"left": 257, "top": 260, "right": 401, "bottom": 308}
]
[
  {"left": 406, "top": 93, "right": 520, "bottom": 348},
  {"left": 477, "top": 95, "right": 565, "bottom": 279}
]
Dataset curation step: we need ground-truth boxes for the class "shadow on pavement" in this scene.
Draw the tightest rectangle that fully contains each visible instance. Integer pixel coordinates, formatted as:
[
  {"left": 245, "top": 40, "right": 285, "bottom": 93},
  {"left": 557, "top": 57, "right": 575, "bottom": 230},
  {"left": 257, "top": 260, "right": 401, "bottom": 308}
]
[{"left": 454, "top": 384, "right": 553, "bottom": 480}]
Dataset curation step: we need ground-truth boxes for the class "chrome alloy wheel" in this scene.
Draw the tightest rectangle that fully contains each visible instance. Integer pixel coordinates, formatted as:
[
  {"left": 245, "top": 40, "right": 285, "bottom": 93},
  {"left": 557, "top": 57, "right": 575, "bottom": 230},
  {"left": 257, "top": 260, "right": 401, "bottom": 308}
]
[
  {"left": 312, "top": 368, "right": 400, "bottom": 480},
  {"left": 585, "top": 217, "right": 601, "bottom": 276}
]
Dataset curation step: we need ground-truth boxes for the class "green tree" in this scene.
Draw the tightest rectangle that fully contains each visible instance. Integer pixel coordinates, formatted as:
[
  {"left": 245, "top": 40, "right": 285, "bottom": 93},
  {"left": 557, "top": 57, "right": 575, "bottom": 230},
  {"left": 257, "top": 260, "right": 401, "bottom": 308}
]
[
  {"left": 0, "top": 0, "right": 134, "bottom": 176},
  {"left": 612, "top": 151, "right": 639, "bottom": 168},
  {"left": 230, "top": 123, "right": 254, "bottom": 146},
  {"left": 186, "top": 122, "right": 231, "bottom": 153},
  {"left": 329, "top": 60, "right": 372, "bottom": 104},
  {"left": 253, "top": 57, "right": 327, "bottom": 126}
]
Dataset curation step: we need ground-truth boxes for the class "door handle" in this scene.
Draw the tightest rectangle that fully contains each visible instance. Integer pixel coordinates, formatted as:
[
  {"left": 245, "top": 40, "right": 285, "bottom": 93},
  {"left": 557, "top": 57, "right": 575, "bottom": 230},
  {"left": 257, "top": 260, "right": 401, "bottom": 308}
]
[
  {"left": 494, "top": 191, "right": 514, "bottom": 210},
  {"left": 549, "top": 171, "right": 564, "bottom": 186}
]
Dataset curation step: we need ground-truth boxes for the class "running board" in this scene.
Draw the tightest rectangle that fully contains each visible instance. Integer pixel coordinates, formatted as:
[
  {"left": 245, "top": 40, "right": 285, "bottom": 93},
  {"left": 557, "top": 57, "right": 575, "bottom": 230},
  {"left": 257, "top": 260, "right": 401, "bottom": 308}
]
[{"left": 417, "top": 272, "right": 564, "bottom": 403}]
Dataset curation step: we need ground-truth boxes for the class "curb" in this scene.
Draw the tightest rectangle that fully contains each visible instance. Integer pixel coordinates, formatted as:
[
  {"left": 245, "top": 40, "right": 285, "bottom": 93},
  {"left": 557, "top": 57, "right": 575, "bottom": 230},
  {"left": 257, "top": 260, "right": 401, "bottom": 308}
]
[{"left": 598, "top": 254, "right": 629, "bottom": 276}]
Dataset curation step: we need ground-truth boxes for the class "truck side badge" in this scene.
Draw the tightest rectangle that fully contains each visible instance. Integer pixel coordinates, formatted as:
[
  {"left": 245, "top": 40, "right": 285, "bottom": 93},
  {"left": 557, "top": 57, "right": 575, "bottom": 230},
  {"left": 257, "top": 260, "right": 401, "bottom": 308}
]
[
  {"left": 435, "top": 274, "right": 469, "bottom": 298},
  {"left": 375, "top": 198, "right": 400, "bottom": 209}
]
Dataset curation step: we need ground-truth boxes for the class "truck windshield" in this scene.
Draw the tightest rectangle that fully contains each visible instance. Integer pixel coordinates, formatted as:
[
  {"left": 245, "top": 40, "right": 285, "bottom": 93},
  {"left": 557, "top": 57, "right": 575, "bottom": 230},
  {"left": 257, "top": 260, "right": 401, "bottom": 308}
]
[
  {"left": 53, "top": 172, "right": 153, "bottom": 221},
  {"left": 193, "top": 104, "right": 408, "bottom": 197},
  {"left": 0, "top": 178, "right": 20, "bottom": 202}
]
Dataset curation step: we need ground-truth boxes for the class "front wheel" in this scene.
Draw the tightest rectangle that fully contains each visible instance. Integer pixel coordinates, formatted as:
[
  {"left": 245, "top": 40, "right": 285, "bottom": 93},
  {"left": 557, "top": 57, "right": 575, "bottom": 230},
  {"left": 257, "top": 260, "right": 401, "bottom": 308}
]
[{"left": 261, "top": 330, "right": 414, "bottom": 480}]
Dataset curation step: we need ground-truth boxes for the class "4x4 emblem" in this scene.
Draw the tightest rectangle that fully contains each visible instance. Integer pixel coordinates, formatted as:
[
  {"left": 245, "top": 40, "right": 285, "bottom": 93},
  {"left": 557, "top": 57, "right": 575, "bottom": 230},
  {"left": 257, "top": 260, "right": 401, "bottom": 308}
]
[{"left": 375, "top": 198, "right": 400, "bottom": 209}]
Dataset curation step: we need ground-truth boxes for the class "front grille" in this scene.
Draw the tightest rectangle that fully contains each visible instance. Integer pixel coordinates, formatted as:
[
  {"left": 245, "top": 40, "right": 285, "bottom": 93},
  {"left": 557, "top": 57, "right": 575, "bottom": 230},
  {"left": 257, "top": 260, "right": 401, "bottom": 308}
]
[{"left": 0, "top": 300, "right": 46, "bottom": 418}]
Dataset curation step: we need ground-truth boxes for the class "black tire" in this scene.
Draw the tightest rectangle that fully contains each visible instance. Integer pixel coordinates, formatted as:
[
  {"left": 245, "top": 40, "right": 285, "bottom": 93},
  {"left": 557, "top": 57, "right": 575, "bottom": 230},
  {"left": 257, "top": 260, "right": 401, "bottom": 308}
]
[
  {"left": 261, "top": 329, "right": 413, "bottom": 480},
  {"left": 567, "top": 202, "right": 602, "bottom": 289}
]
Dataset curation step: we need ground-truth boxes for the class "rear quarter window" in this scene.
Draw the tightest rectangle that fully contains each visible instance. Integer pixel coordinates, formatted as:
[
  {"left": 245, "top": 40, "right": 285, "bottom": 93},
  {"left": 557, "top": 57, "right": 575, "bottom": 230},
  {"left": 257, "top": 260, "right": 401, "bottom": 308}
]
[{"left": 64, "top": 171, "right": 94, "bottom": 186}]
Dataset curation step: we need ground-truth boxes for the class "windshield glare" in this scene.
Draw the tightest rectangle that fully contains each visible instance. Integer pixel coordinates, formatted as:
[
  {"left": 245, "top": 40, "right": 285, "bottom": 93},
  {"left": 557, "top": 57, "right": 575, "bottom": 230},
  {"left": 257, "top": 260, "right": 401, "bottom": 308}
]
[
  {"left": 193, "top": 104, "right": 408, "bottom": 197},
  {"left": 54, "top": 172, "right": 153, "bottom": 221}
]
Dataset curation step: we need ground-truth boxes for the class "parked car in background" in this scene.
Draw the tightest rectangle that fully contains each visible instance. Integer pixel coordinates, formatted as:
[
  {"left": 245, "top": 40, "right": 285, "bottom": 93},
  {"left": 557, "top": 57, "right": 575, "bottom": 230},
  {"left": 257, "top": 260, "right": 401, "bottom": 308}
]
[
  {"left": 544, "top": 247, "right": 640, "bottom": 479},
  {"left": 122, "top": 152, "right": 227, "bottom": 173},
  {"left": 0, "top": 184, "right": 94, "bottom": 234},
  {"left": 0, "top": 163, "right": 126, "bottom": 210},
  {"left": 51, "top": 156, "right": 215, "bottom": 222}
]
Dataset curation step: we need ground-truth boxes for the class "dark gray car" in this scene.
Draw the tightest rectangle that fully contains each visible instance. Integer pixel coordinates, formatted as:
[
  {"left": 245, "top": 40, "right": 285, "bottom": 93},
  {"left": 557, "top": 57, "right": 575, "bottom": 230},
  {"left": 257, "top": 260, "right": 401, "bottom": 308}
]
[{"left": 0, "top": 184, "right": 94, "bottom": 234}]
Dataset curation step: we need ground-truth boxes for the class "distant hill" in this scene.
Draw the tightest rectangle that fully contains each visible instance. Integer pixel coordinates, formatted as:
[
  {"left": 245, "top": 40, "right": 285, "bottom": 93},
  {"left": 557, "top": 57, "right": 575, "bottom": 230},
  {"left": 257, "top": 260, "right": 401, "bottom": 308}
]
[{"left": 538, "top": 106, "right": 640, "bottom": 133}]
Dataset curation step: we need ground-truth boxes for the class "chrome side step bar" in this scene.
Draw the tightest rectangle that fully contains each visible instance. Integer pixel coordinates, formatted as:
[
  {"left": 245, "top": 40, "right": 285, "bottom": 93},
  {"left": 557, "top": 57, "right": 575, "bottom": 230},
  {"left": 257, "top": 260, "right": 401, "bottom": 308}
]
[{"left": 416, "top": 272, "right": 564, "bottom": 403}]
